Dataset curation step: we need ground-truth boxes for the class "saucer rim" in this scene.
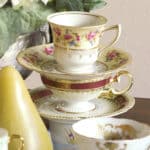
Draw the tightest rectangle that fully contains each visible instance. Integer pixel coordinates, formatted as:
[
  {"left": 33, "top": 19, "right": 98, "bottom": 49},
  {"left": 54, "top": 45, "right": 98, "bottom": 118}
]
[
  {"left": 30, "top": 87, "right": 135, "bottom": 121},
  {"left": 17, "top": 43, "right": 132, "bottom": 79}
]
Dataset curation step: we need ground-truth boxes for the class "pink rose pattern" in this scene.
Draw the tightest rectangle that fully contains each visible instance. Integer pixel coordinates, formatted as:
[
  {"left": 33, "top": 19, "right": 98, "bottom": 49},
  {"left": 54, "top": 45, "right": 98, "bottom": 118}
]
[
  {"left": 105, "top": 50, "right": 128, "bottom": 69},
  {"left": 54, "top": 27, "right": 61, "bottom": 36},
  {"left": 64, "top": 34, "right": 72, "bottom": 40},
  {"left": 44, "top": 47, "right": 54, "bottom": 55},
  {"left": 53, "top": 27, "right": 98, "bottom": 47},
  {"left": 87, "top": 32, "right": 97, "bottom": 40},
  {"left": 107, "top": 50, "right": 119, "bottom": 61}
]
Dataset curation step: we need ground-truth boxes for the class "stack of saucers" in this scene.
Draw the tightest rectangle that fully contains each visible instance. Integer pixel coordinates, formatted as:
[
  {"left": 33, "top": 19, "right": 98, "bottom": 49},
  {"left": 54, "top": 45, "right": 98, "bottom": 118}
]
[{"left": 17, "top": 11, "right": 136, "bottom": 150}]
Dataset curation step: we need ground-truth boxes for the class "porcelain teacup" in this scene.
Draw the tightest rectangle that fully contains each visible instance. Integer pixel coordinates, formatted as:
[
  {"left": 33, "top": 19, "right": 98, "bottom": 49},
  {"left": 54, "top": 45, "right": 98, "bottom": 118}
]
[
  {"left": 0, "top": 128, "right": 24, "bottom": 150},
  {"left": 47, "top": 11, "right": 121, "bottom": 73},
  {"left": 41, "top": 70, "right": 133, "bottom": 113},
  {"left": 47, "top": 11, "right": 121, "bottom": 50},
  {"left": 72, "top": 118, "right": 150, "bottom": 150}
]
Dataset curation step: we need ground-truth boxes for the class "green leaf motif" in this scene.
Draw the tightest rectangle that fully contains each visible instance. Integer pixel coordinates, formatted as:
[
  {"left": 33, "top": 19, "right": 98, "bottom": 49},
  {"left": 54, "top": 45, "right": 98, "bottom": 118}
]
[
  {"left": 55, "top": 0, "right": 84, "bottom": 11},
  {"left": 83, "top": 0, "right": 107, "bottom": 11}
]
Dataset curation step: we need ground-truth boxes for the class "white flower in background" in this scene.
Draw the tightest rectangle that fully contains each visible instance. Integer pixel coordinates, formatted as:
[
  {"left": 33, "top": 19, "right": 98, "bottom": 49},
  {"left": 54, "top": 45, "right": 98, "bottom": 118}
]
[
  {"left": 0, "top": 0, "right": 8, "bottom": 8},
  {"left": 0, "top": 0, "right": 53, "bottom": 8},
  {"left": 41, "top": 0, "right": 49, "bottom": 5}
]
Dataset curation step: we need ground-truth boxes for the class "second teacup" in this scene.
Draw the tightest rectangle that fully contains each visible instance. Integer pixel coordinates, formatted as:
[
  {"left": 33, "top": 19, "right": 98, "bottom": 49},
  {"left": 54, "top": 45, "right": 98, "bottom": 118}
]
[
  {"left": 41, "top": 70, "right": 133, "bottom": 113},
  {"left": 72, "top": 118, "right": 150, "bottom": 150}
]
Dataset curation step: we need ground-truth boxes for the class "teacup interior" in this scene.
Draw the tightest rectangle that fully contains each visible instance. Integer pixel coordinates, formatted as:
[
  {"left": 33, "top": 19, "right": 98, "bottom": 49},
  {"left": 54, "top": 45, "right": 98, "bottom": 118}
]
[
  {"left": 48, "top": 12, "right": 107, "bottom": 27},
  {"left": 73, "top": 118, "right": 150, "bottom": 141}
]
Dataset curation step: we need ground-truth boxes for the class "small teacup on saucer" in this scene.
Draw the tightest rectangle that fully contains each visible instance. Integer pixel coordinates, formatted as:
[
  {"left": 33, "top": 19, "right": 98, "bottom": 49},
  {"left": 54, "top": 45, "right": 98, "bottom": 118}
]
[
  {"left": 41, "top": 70, "right": 133, "bottom": 113},
  {"left": 72, "top": 118, "right": 150, "bottom": 150},
  {"left": 47, "top": 11, "right": 121, "bottom": 50},
  {"left": 47, "top": 11, "right": 121, "bottom": 74}
]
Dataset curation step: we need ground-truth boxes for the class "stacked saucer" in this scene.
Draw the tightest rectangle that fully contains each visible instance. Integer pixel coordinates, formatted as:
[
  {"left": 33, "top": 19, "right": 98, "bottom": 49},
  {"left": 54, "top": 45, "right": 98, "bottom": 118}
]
[{"left": 17, "top": 11, "right": 135, "bottom": 150}]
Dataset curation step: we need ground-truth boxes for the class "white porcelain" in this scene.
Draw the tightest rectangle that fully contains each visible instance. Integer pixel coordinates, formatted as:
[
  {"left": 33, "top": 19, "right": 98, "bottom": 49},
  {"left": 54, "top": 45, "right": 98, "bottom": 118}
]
[
  {"left": 49, "top": 120, "right": 79, "bottom": 150},
  {"left": 54, "top": 46, "right": 99, "bottom": 74},
  {"left": 0, "top": 128, "right": 24, "bottom": 150},
  {"left": 72, "top": 118, "right": 150, "bottom": 150},
  {"left": 50, "top": 88, "right": 104, "bottom": 113}
]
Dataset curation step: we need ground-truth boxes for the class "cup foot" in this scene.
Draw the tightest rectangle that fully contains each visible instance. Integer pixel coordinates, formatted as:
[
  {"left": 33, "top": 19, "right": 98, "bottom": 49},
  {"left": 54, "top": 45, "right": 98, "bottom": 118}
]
[
  {"left": 55, "top": 101, "right": 96, "bottom": 113},
  {"left": 56, "top": 65, "right": 96, "bottom": 74}
]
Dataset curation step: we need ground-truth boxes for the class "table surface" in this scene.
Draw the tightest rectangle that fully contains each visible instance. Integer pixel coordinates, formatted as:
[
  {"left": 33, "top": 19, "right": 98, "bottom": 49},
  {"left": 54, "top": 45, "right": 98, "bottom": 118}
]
[{"left": 118, "top": 97, "right": 150, "bottom": 124}]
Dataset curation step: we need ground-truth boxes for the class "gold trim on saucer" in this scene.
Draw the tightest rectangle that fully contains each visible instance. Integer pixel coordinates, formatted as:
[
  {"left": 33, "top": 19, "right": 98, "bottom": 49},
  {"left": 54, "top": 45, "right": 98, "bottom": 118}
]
[{"left": 29, "top": 87, "right": 135, "bottom": 121}]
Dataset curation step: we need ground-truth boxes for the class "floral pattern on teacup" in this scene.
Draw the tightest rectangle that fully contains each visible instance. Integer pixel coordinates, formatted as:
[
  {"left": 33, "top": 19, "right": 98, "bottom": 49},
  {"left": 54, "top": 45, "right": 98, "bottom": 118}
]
[
  {"left": 96, "top": 142, "right": 127, "bottom": 150},
  {"left": 52, "top": 27, "right": 100, "bottom": 48},
  {"left": 44, "top": 46, "right": 54, "bottom": 55},
  {"left": 98, "top": 124, "right": 136, "bottom": 140},
  {"left": 65, "top": 128, "right": 76, "bottom": 144}
]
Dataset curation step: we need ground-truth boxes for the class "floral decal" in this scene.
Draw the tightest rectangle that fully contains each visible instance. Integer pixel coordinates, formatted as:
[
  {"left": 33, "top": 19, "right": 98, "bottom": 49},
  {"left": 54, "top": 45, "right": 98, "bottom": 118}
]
[
  {"left": 87, "top": 31, "right": 97, "bottom": 40},
  {"left": 52, "top": 26, "right": 99, "bottom": 48},
  {"left": 96, "top": 142, "right": 127, "bottom": 150},
  {"left": 54, "top": 27, "right": 61, "bottom": 36},
  {"left": 22, "top": 52, "right": 40, "bottom": 64},
  {"left": 44, "top": 47, "right": 54, "bottom": 55},
  {"left": 106, "top": 50, "right": 119, "bottom": 61},
  {"left": 65, "top": 128, "right": 76, "bottom": 144},
  {"left": 103, "top": 50, "right": 129, "bottom": 70},
  {"left": 64, "top": 34, "right": 73, "bottom": 40}
]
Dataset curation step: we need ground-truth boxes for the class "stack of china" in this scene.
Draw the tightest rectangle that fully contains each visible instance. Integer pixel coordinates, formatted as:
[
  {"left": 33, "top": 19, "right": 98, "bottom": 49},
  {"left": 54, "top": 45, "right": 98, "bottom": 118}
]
[
  {"left": 17, "top": 11, "right": 135, "bottom": 150},
  {"left": 44, "top": 11, "right": 132, "bottom": 113}
]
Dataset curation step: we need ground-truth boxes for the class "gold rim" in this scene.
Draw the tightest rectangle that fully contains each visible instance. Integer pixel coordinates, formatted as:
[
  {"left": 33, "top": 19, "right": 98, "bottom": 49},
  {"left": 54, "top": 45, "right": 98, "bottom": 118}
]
[
  {"left": 110, "top": 70, "right": 133, "bottom": 95},
  {"left": 47, "top": 11, "right": 107, "bottom": 29}
]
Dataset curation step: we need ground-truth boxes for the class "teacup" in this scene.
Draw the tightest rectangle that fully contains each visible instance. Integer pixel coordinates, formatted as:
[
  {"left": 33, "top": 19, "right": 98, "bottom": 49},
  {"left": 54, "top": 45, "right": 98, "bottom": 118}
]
[
  {"left": 72, "top": 118, "right": 150, "bottom": 150},
  {"left": 0, "top": 128, "right": 24, "bottom": 150},
  {"left": 41, "top": 70, "right": 133, "bottom": 113},
  {"left": 47, "top": 11, "right": 121, "bottom": 50}
]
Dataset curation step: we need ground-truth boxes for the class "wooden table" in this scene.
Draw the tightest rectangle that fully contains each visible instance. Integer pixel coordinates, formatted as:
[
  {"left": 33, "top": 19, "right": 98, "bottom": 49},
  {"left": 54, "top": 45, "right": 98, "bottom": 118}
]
[{"left": 118, "top": 98, "right": 150, "bottom": 124}]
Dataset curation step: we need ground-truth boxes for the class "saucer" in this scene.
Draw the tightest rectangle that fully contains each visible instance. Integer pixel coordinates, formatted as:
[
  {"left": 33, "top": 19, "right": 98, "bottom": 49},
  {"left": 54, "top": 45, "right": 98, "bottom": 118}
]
[
  {"left": 17, "top": 44, "right": 132, "bottom": 80},
  {"left": 29, "top": 87, "right": 135, "bottom": 121}
]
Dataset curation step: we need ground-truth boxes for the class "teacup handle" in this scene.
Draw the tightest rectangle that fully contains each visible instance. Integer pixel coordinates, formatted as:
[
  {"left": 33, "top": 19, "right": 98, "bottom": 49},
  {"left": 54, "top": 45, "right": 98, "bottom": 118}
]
[
  {"left": 10, "top": 134, "right": 24, "bottom": 150},
  {"left": 110, "top": 70, "right": 133, "bottom": 95},
  {"left": 99, "top": 70, "right": 133, "bottom": 100},
  {"left": 99, "top": 24, "right": 121, "bottom": 52}
]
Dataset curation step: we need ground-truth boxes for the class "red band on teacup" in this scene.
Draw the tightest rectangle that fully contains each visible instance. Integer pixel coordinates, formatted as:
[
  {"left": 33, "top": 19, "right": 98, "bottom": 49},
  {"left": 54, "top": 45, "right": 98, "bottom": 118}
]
[{"left": 41, "top": 76, "right": 111, "bottom": 90}]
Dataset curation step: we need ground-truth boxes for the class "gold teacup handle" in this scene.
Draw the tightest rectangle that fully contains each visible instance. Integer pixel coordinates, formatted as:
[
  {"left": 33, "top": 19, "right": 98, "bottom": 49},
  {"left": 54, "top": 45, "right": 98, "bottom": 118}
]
[
  {"left": 110, "top": 70, "right": 133, "bottom": 95},
  {"left": 10, "top": 134, "right": 24, "bottom": 150},
  {"left": 99, "top": 24, "right": 121, "bottom": 52}
]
